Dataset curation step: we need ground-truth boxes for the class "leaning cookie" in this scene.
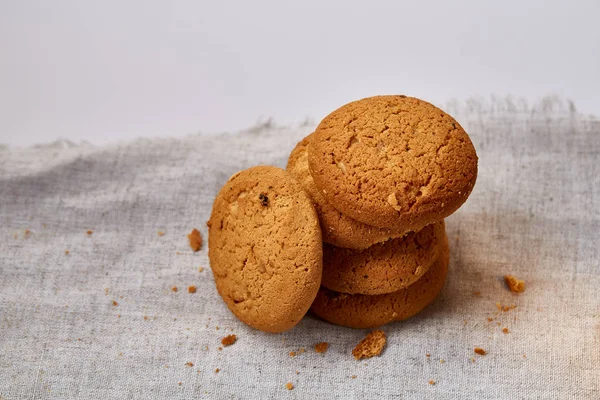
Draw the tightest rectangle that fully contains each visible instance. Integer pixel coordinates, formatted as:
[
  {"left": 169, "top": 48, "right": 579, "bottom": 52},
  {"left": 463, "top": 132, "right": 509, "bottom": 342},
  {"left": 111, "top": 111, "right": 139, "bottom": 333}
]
[
  {"left": 311, "top": 233, "right": 449, "bottom": 329},
  {"left": 322, "top": 221, "right": 445, "bottom": 295},
  {"left": 208, "top": 166, "right": 323, "bottom": 333},
  {"left": 308, "top": 95, "right": 477, "bottom": 230},
  {"left": 287, "top": 134, "right": 405, "bottom": 250}
]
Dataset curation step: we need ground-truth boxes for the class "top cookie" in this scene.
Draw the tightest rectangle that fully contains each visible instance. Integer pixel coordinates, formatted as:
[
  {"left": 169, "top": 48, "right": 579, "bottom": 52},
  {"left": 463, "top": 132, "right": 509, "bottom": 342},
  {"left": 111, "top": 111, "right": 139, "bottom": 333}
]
[
  {"left": 208, "top": 166, "right": 323, "bottom": 333},
  {"left": 287, "top": 134, "right": 406, "bottom": 249},
  {"left": 308, "top": 95, "right": 478, "bottom": 229}
]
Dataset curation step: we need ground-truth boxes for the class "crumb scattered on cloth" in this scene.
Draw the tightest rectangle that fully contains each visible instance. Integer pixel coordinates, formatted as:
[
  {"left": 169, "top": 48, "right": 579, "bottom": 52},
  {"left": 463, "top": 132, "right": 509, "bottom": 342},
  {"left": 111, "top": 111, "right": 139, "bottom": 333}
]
[
  {"left": 504, "top": 275, "right": 525, "bottom": 293},
  {"left": 221, "top": 335, "right": 237, "bottom": 346},
  {"left": 474, "top": 347, "right": 487, "bottom": 356},
  {"left": 314, "top": 342, "right": 328, "bottom": 354},
  {"left": 188, "top": 228, "right": 202, "bottom": 251},
  {"left": 352, "top": 331, "right": 386, "bottom": 360}
]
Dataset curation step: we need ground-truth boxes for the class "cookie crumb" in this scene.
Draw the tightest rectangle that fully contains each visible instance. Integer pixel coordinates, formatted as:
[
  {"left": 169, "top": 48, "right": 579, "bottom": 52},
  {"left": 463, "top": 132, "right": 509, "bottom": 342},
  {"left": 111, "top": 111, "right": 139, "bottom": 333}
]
[
  {"left": 429, "top": 380, "right": 435, "bottom": 385},
  {"left": 215, "top": 368, "right": 220, "bottom": 373},
  {"left": 185, "top": 362, "right": 193, "bottom": 367},
  {"left": 289, "top": 351, "right": 296, "bottom": 357},
  {"left": 504, "top": 275, "right": 525, "bottom": 293},
  {"left": 221, "top": 334, "right": 237, "bottom": 346},
  {"left": 188, "top": 228, "right": 202, "bottom": 251},
  {"left": 474, "top": 347, "right": 487, "bottom": 355},
  {"left": 178, "top": 381, "right": 182, "bottom": 386},
  {"left": 487, "top": 317, "right": 494, "bottom": 322},
  {"left": 502, "top": 327, "right": 510, "bottom": 334},
  {"left": 215, "top": 326, "right": 220, "bottom": 330},
  {"left": 473, "top": 291, "right": 481, "bottom": 296},
  {"left": 463, "top": 319, "right": 468, "bottom": 325},
  {"left": 64, "top": 250, "right": 69, "bottom": 255},
  {"left": 24, "top": 229, "right": 31, "bottom": 237},
  {"left": 439, "top": 359, "right": 445, "bottom": 364},
  {"left": 117, "top": 314, "right": 121, "bottom": 318},
  {"left": 143, "top": 316, "right": 148, "bottom": 320},
  {"left": 470, "top": 357, "right": 476, "bottom": 363},
  {"left": 158, "top": 231, "right": 165, "bottom": 236},
  {"left": 314, "top": 342, "right": 329, "bottom": 354},
  {"left": 259, "top": 193, "right": 269, "bottom": 207},
  {"left": 187, "top": 285, "right": 197, "bottom": 293},
  {"left": 295, "top": 371, "right": 300, "bottom": 375},
  {"left": 285, "top": 382, "right": 294, "bottom": 390},
  {"left": 352, "top": 330, "right": 386, "bottom": 360},
  {"left": 86, "top": 230, "right": 93, "bottom": 235},
  {"left": 351, "top": 375, "right": 357, "bottom": 379},
  {"left": 198, "top": 267, "right": 204, "bottom": 272},
  {"left": 299, "top": 347, "right": 305, "bottom": 354},
  {"left": 496, "top": 303, "right": 516, "bottom": 312},
  {"left": 112, "top": 301, "right": 118, "bottom": 306},
  {"left": 426, "top": 353, "right": 430, "bottom": 358},
  {"left": 171, "top": 286, "right": 178, "bottom": 292}
]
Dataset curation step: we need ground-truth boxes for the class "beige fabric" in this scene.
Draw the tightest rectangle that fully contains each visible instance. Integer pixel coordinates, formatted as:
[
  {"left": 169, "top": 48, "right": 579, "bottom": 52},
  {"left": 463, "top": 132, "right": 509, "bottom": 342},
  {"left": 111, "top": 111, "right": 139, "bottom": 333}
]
[{"left": 0, "top": 98, "right": 598, "bottom": 399}]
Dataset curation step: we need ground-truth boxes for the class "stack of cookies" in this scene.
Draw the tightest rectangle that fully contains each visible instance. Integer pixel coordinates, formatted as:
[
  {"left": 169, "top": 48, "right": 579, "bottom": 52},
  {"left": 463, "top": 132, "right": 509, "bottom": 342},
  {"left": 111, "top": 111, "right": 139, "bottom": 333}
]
[
  {"left": 287, "top": 95, "right": 477, "bottom": 328},
  {"left": 208, "top": 95, "right": 478, "bottom": 332}
]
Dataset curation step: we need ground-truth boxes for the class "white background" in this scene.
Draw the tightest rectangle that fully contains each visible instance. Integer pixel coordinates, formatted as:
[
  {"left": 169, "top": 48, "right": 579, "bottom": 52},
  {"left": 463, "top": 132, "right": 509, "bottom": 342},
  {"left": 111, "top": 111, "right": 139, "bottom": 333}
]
[{"left": 1, "top": 0, "right": 599, "bottom": 147}]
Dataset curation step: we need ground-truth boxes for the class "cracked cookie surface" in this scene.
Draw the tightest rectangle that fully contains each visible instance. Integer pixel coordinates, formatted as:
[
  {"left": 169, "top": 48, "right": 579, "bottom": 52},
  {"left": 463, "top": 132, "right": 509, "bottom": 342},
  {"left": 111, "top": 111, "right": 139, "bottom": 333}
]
[
  {"left": 208, "top": 166, "right": 322, "bottom": 332},
  {"left": 287, "top": 133, "right": 406, "bottom": 249},
  {"left": 311, "top": 232, "right": 449, "bottom": 329},
  {"left": 308, "top": 95, "right": 478, "bottom": 229},
  {"left": 322, "top": 221, "right": 445, "bottom": 295}
]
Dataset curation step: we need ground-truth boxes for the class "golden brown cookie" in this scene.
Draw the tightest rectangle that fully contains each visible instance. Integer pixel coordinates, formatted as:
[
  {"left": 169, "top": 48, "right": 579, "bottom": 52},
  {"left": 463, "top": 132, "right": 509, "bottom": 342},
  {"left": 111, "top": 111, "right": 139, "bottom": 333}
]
[
  {"left": 322, "top": 221, "right": 445, "bottom": 295},
  {"left": 311, "top": 233, "right": 449, "bottom": 329},
  {"left": 208, "top": 166, "right": 323, "bottom": 333},
  {"left": 308, "top": 95, "right": 477, "bottom": 229},
  {"left": 287, "top": 134, "right": 406, "bottom": 249}
]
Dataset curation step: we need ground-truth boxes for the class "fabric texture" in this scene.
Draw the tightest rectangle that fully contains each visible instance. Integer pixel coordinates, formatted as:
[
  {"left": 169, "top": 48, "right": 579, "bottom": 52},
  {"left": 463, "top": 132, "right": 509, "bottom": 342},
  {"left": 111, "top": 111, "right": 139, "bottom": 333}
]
[{"left": 1, "top": 97, "right": 599, "bottom": 399}]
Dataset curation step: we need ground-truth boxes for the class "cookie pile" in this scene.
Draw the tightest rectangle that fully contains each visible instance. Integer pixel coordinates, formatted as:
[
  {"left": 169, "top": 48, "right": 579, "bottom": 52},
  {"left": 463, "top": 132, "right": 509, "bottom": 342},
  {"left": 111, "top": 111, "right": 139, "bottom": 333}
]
[{"left": 208, "top": 95, "right": 478, "bottom": 332}]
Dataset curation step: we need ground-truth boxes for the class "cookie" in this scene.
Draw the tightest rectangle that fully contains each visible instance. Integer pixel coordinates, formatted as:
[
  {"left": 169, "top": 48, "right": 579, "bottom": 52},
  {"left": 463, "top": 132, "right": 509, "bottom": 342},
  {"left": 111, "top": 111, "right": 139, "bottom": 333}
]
[
  {"left": 308, "top": 95, "right": 478, "bottom": 229},
  {"left": 287, "top": 134, "right": 406, "bottom": 249},
  {"left": 310, "top": 233, "right": 449, "bottom": 329},
  {"left": 322, "top": 221, "right": 445, "bottom": 295},
  {"left": 208, "top": 166, "right": 323, "bottom": 333}
]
